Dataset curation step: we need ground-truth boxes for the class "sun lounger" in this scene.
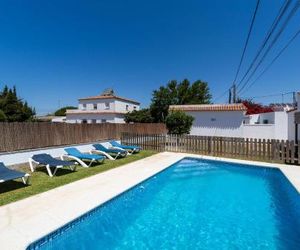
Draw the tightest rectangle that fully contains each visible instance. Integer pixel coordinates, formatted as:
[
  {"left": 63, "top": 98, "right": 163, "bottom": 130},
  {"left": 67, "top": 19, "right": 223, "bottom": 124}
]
[
  {"left": 63, "top": 148, "right": 105, "bottom": 168},
  {"left": 109, "top": 140, "right": 141, "bottom": 153},
  {"left": 0, "top": 162, "right": 30, "bottom": 184},
  {"left": 29, "top": 153, "right": 77, "bottom": 177},
  {"left": 91, "top": 143, "right": 127, "bottom": 160}
]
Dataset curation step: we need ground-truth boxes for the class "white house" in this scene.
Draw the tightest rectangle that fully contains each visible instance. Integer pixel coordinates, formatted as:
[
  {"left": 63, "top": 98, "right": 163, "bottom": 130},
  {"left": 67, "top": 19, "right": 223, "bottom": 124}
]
[
  {"left": 244, "top": 109, "right": 296, "bottom": 141},
  {"left": 51, "top": 116, "right": 66, "bottom": 123},
  {"left": 169, "top": 103, "right": 297, "bottom": 140},
  {"left": 66, "top": 90, "right": 140, "bottom": 124},
  {"left": 294, "top": 92, "right": 300, "bottom": 140},
  {"left": 169, "top": 104, "right": 247, "bottom": 138}
]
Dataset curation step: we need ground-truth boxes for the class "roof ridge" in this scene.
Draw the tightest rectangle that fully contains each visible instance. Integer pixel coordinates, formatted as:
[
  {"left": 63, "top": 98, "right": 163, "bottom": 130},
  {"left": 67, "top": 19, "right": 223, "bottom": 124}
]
[
  {"left": 78, "top": 94, "right": 140, "bottom": 104},
  {"left": 169, "top": 103, "right": 247, "bottom": 111}
]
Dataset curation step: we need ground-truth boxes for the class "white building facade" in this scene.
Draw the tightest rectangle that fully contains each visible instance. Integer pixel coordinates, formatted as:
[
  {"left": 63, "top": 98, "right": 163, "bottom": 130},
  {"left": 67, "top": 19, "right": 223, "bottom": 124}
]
[
  {"left": 170, "top": 104, "right": 247, "bottom": 138},
  {"left": 294, "top": 92, "right": 300, "bottom": 140},
  {"left": 170, "top": 103, "right": 297, "bottom": 140},
  {"left": 244, "top": 110, "right": 296, "bottom": 141},
  {"left": 66, "top": 94, "right": 140, "bottom": 124}
]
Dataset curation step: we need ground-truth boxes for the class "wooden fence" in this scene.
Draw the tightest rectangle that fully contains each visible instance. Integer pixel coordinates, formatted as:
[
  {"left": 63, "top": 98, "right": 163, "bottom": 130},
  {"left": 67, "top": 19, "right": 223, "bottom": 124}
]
[
  {"left": 121, "top": 133, "right": 300, "bottom": 165},
  {"left": 0, "top": 123, "right": 167, "bottom": 152}
]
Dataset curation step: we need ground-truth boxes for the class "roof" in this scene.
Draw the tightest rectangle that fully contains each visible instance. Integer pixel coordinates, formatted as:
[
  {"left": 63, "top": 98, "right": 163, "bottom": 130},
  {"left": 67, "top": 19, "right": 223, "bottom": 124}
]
[
  {"left": 169, "top": 103, "right": 248, "bottom": 112},
  {"left": 36, "top": 116, "right": 65, "bottom": 121},
  {"left": 78, "top": 95, "right": 140, "bottom": 105},
  {"left": 287, "top": 108, "right": 297, "bottom": 113},
  {"left": 269, "top": 103, "right": 295, "bottom": 112},
  {"left": 66, "top": 109, "right": 127, "bottom": 115}
]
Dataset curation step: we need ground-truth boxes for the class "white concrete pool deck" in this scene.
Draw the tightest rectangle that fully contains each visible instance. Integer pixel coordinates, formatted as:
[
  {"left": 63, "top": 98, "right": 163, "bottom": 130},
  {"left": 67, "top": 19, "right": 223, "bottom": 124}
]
[{"left": 1, "top": 152, "right": 300, "bottom": 249}]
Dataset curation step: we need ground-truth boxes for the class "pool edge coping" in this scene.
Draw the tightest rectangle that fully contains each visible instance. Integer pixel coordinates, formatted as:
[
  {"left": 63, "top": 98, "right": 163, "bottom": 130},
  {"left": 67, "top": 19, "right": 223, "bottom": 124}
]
[
  {"left": 1, "top": 151, "right": 300, "bottom": 250},
  {"left": 177, "top": 152, "right": 300, "bottom": 194},
  {"left": 0, "top": 152, "right": 184, "bottom": 250}
]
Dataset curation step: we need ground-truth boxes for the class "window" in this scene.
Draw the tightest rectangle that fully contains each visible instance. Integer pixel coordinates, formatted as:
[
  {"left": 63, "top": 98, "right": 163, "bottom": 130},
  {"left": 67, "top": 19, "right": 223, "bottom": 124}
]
[
  {"left": 263, "top": 119, "right": 269, "bottom": 124},
  {"left": 101, "top": 119, "right": 107, "bottom": 123},
  {"left": 105, "top": 102, "right": 110, "bottom": 109},
  {"left": 133, "top": 106, "right": 137, "bottom": 110},
  {"left": 126, "top": 105, "right": 129, "bottom": 111},
  {"left": 91, "top": 119, "right": 97, "bottom": 124},
  {"left": 211, "top": 118, "right": 216, "bottom": 122},
  {"left": 93, "top": 103, "right": 97, "bottom": 110},
  {"left": 82, "top": 103, "right": 86, "bottom": 110},
  {"left": 82, "top": 119, "right": 87, "bottom": 124}
]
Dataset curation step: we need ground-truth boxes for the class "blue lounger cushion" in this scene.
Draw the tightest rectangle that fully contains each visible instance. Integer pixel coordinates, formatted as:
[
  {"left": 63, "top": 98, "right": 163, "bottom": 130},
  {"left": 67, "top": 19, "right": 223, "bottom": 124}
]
[
  {"left": 93, "top": 144, "right": 126, "bottom": 154},
  {"left": 0, "top": 162, "right": 28, "bottom": 182},
  {"left": 65, "top": 148, "right": 104, "bottom": 160},
  {"left": 110, "top": 140, "right": 141, "bottom": 150},
  {"left": 32, "top": 154, "right": 74, "bottom": 167}
]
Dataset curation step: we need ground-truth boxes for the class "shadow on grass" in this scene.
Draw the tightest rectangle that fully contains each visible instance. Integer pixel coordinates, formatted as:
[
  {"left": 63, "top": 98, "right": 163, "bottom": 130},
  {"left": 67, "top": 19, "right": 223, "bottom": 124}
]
[
  {"left": 0, "top": 181, "right": 30, "bottom": 194},
  {"left": 33, "top": 166, "right": 78, "bottom": 177},
  {"left": 0, "top": 151, "right": 156, "bottom": 206}
]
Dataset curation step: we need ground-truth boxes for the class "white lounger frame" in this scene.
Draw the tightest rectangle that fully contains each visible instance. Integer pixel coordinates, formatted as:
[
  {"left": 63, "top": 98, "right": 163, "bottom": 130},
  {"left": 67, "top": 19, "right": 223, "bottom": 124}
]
[
  {"left": 90, "top": 149, "right": 127, "bottom": 160},
  {"left": 132, "top": 147, "right": 141, "bottom": 153},
  {"left": 110, "top": 146, "right": 133, "bottom": 155},
  {"left": 0, "top": 173, "right": 30, "bottom": 185},
  {"left": 28, "top": 158, "right": 77, "bottom": 177},
  {"left": 61, "top": 155, "right": 104, "bottom": 168},
  {"left": 21, "top": 174, "right": 30, "bottom": 184}
]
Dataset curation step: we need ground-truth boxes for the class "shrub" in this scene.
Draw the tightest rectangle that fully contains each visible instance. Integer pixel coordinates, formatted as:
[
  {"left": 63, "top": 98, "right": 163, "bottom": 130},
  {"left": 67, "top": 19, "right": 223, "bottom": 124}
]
[
  {"left": 54, "top": 106, "right": 77, "bottom": 116},
  {"left": 124, "top": 109, "right": 154, "bottom": 123},
  {"left": 165, "top": 111, "right": 194, "bottom": 135}
]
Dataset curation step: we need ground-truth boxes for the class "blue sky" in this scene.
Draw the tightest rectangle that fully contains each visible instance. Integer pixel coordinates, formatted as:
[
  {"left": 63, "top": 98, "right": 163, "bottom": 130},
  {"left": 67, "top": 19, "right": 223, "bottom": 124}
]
[{"left": 0, "top": 0, "right": 299, "bottom": 114}]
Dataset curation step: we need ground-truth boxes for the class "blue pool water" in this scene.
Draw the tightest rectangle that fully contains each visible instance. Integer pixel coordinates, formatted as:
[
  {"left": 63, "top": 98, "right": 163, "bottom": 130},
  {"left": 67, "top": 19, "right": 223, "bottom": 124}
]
[{"left": 28, "top": 158, "right": 300, "bottom": 250}]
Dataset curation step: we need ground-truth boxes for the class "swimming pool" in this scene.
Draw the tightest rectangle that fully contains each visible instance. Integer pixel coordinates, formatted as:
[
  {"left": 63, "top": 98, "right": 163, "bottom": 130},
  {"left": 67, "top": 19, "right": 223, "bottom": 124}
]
[{"left": 28, "top": 157, "right": 300, "bottom": 249}]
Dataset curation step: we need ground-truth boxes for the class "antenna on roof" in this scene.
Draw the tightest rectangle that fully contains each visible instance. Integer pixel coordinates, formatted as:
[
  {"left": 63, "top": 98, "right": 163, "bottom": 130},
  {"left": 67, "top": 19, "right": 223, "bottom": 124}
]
[{"left": 101, "top": 88, "right": 114, "bottom": 96}]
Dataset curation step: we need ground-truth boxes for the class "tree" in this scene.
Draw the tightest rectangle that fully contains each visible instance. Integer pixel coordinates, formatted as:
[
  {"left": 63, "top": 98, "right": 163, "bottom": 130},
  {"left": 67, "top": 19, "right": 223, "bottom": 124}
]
[
  {"left": 54, "top": 106, "right": 77, "bottom": 116},
  {"left": 165, "top": 111, "right": 194, "bottom": 135},
  {"left": 0, "top": 85, "right": 35, "bottom": 122},
  {"left": 237, "top": 98, "right": 273, "bottom": 115},
  {"left": 124, "top": 109, "right": 154, "bottom": 123},
  {"left": 150, "top": 79, "right": 211, "bottom": 122},
  {"left": 0, "top": 109, "right": 7, "bottom": 121}
]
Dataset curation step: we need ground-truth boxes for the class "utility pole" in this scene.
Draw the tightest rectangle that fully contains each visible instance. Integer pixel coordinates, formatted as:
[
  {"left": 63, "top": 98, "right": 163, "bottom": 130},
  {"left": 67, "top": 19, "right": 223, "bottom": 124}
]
[
  {"left": 293, "top": 91, "right": 297, "bottom": 106},
  {"left": 228, "top": 88, "right": 232, "bottom": 104},
  {"left": 228, "top": 84, "right": 237, "bottom": 104},
  {"left": 232, "top": 83, "right": 237, "bottom": 103}
]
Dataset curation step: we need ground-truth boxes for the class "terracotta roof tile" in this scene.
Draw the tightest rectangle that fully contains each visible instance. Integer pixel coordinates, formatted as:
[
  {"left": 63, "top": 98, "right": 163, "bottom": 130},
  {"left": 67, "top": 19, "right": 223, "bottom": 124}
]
[{"left": 169, "top": 103, "right": 247, "bottom": 112}]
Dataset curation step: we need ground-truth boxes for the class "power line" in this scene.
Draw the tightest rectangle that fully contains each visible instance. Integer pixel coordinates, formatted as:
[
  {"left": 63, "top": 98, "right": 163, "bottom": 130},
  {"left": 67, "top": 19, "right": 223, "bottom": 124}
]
[
  {"left": 215, "top": 0, "right": 298, "bottom": 103},
  {"left": 243, "top": 91, "right": 294, "bottom": 100},
  {"left": 236, "top": 0, "right": 292, "bottom": 89},
  {"left": 215, "top": 0, "right": 261, "bottom": 103},
  {"left": 238, "top": 0, "right": 300, "bottom": 94},
  {"left": 232, "top": 0, "right": 261, "bottom": 85},
  {"left": 213, "top": 89, "right": 229, "bottom": 103},
  {"left": 239, "top": 26, "right": 300, "bottom": 95}
]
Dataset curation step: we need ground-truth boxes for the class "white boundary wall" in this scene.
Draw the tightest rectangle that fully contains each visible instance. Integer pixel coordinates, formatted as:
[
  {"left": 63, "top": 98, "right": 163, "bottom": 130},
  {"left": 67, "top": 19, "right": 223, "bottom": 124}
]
[
  {"left": 0, "top": 140, "right": 117, "bottom": 166},
  {"left": 187, "top": 110, "right": 296, "bottom": 140},
  {"left": 242, "top": 124, "right": 275, "bottom": 139},
  {"left": 187, "top": 111, "right": 244, "bottom": 138}
]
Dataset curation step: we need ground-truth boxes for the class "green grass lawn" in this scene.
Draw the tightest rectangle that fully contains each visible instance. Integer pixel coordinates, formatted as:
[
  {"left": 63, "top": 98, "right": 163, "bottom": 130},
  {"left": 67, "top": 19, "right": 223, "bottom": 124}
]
[{"left": 0, "top": 150, "right": 157, "bottom": 206}]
